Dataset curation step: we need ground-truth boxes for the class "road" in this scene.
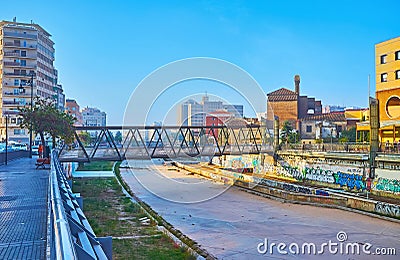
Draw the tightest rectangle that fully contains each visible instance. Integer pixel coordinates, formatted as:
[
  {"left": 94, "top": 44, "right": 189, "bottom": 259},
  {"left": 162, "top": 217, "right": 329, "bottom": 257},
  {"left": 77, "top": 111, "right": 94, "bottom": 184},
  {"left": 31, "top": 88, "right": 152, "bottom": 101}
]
[{"left": 121, "top": 160, "right": 400, "bottom": 259}]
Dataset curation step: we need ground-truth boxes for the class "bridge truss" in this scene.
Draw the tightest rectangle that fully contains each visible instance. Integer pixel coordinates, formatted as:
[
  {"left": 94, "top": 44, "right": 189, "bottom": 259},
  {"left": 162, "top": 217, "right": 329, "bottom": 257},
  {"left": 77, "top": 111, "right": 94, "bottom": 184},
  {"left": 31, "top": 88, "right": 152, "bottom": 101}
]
[{"left": 58, "top": 125, "right": 274, "bottom": 162}]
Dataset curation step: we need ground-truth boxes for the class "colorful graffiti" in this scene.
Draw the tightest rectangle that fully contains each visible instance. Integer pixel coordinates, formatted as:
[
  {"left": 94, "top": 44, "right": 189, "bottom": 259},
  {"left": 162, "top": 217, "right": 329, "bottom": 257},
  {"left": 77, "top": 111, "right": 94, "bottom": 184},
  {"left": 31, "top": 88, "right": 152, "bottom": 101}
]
[
  {"left": 304, "top": 167, "right": 335, "bottom": 184},
  {"left": 334, "top": 172, "right": 365, "bottom": 190},
  {"left": 373, "top": 178, "right": 400, "bottom": 194},
  {"left": 278, "top": 165, "right": 303, "bottom": 180},
  {"left": 282, "top": 183, "right": 312, "bottom": 194},
  {"left": 375, "top": 202, "right": 400, "bottom": 218}
]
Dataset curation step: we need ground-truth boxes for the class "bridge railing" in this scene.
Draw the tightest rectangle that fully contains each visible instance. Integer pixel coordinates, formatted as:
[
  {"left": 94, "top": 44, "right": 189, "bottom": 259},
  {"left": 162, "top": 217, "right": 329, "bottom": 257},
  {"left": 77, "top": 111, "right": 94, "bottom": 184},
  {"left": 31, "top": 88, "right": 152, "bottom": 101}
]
[
  {"left": 58, "top": 125, "right": 274, "bottom": 162},
  {"left": 49, "top": 150, "right": 111, "bottom": 259}
]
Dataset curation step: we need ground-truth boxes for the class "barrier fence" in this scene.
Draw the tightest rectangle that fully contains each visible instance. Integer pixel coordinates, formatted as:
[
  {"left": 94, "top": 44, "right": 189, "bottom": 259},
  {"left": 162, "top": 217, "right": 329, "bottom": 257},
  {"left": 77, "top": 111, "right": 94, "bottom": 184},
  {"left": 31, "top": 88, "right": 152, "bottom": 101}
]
[{"left": 48, "top": 150, "right": 111, "bottom": 259}]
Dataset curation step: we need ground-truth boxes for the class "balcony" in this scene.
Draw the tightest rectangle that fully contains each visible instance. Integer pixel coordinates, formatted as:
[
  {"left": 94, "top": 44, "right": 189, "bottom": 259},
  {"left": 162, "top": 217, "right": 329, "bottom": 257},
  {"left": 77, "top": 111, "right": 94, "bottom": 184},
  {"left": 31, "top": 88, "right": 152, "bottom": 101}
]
[
  {"left": 3, "top": 61, "right": 36, "bottom": 69},
  {"left": 4, "top": 42, "right": 36, "bottom": 49},
  {"left": 2, "top": 101, "right": 30, "bottom": 106},
  {"left": 3, "top": 72, "right": 33, "bottom": 77},
  {"left": 3, "top": 110, "right": 22, "bottom": 115},
  {"left": 3, "top": 52, "right": 37, "bottom": 59},
  {"left": 3, "top": 91, "right": 31, "bottom": 97},
  {"left": 3, "top": 31, "right": 37, "bottom": 40}
]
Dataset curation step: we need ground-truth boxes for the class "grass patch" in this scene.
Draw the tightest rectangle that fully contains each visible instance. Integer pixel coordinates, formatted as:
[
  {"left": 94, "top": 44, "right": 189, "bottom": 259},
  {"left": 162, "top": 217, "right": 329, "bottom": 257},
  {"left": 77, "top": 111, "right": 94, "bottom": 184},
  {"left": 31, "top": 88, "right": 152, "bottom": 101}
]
[
  {"left": 76, "top": 161, "right": 115, "bottom": 171},
  {"left": 113, "top": 235, "right": 195, "bottom": 260},
  {"left": 72, "top": 175, "right": 195, "bottom": 259}
]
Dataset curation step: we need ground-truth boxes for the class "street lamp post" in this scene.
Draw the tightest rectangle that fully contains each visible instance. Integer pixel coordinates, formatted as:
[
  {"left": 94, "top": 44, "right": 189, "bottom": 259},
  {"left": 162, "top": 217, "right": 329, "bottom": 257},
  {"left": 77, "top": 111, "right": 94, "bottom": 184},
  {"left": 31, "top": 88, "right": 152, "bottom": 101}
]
[
  {"left": 5, "top": 116, "right": 8, "bottom": 165},
  {"left": 19, "top": 72, "right": 35, "bottom": 158},
  {"left": 29, "top": 72, "right": 34, "bottom": 158}
]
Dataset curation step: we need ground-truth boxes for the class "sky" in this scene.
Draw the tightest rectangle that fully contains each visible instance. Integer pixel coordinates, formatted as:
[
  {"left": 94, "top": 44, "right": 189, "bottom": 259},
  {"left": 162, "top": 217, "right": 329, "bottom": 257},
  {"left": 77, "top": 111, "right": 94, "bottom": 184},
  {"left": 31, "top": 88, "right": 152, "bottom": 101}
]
[{"left": 1, "top": 0, "right": 398, "bottom": 125}]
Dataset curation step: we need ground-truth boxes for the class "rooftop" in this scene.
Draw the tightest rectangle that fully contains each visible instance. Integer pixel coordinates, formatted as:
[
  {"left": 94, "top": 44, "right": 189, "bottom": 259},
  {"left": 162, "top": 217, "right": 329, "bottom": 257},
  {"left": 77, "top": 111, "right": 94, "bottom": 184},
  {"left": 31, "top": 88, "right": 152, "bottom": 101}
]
[
  {"left": 267, "top": 88, "right": 298, "bottom": 102},
  {"left": 301, "top": 112, "right": 346, "bottom": 122}
]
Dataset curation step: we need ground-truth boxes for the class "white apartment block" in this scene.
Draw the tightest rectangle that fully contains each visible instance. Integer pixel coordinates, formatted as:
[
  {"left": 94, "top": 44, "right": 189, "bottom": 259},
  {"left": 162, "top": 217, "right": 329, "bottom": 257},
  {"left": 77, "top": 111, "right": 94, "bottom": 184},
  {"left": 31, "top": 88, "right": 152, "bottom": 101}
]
[
  {"left": 0, "top": 19, "right": 62, "bottom": 143},
  {"left": 82, "top": 107, "right": 106, "bottom": 127}
]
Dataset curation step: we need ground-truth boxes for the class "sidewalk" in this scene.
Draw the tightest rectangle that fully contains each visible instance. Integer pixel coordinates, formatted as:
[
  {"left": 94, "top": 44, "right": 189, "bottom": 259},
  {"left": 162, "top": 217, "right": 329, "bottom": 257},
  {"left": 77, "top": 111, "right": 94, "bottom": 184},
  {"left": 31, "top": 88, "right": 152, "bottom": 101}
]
[{"left": 0, "top": 157, "right": 48, "bottom": 260}]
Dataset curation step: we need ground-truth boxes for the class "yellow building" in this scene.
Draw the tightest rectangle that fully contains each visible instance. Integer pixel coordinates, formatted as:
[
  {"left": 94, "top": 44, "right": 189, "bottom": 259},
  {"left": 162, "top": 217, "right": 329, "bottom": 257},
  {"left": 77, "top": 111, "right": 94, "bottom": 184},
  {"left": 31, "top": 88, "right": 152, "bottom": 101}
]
[{"left": 375, "top": 36, "right": 400, "bottom": 143}]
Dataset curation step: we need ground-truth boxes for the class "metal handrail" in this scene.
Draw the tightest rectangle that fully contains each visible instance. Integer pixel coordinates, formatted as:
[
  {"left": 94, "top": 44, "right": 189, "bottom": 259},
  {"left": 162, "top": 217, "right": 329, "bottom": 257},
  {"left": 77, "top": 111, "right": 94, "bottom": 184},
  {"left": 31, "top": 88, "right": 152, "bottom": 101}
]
[{"left": 50, "top": 151, "right": 78, "bottom": 259}]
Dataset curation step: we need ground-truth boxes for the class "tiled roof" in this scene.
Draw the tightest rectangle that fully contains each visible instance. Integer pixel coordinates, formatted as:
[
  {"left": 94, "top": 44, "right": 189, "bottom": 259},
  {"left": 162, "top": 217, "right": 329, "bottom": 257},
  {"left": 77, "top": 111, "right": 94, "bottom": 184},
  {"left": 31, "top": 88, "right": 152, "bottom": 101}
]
[
  {"left": 267, "top": 88, "right": 298, "bottom": 102},
  {"left": 301, "top": 112, "right": 346, "bottom": 122}
]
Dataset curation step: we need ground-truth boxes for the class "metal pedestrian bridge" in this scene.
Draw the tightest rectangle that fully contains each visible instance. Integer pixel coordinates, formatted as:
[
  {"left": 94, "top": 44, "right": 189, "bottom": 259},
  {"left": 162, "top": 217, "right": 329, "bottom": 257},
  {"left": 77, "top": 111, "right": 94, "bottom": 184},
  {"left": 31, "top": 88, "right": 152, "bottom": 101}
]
[{"left": 58, "top": 125, "right": 274, "bottom": 162}]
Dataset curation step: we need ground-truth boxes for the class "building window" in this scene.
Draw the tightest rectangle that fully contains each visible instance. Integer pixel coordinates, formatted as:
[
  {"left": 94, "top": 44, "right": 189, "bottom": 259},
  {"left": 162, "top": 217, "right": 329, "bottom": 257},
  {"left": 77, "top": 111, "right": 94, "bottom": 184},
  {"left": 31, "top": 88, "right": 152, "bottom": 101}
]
[
  {"left": 14, "top": 79, "right": 19, "bottom": 86},
  {"left": 21, "top": 50, "right": 26, "bottom": 57},
  {"left": 306, "top": 125, "right": 312, "bottom": 133},
  {"left": 396, "top": 51, "right": 400, "bottom": 61},
  {"left": 20, "top": 60, "right": 26, "bottom": 66},
  {"left": 396, "top": 70, "right": 400, "bottom": 80},
  {"left": 381, "top": 73, "right": 388, "bottom": 82},
  {"left": 380, "top": 54, "right": 387, "bottom": 64}
]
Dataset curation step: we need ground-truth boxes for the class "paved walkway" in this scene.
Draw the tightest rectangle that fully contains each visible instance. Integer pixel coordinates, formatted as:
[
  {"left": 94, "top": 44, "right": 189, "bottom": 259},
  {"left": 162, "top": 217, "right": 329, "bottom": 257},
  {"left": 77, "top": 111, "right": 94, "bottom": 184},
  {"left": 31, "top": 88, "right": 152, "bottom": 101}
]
[{"left": 0, "top": 157, "right": 48, "bottom": 260}]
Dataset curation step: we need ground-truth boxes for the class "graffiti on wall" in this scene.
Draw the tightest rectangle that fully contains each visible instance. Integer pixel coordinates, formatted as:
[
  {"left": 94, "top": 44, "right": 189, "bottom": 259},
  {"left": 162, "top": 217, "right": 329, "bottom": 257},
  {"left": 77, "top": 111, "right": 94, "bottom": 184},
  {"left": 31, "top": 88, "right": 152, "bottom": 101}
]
[
  {"left": 334, "top": 172, "right": 365, "bottom": 190},
  {"left": 373, "top": 178, "right": 400, "bottom": 194},
  {"left": 276, "top": 161, "right": 366, "bottom": 191},
  {"left": 223, "top": 156, "right": 273, "bottom": 174},
  {"left": 375, "top": 202, "right": 400, "bottom": 218},
  {"left": 277, "top": 164, "right": 303, "bottom": 180},
  {"left": 304, "top": 167, "right": 335, "bottom": 184}
]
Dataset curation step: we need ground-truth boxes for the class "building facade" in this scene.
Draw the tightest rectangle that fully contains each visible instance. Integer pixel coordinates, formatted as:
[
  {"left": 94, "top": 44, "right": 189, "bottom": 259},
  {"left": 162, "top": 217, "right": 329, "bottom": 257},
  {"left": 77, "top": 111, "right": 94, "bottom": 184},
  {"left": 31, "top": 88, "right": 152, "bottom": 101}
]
[
  {"left": 178, "top": 95, "right": 244, "bottom": 126},
  {"left": 54, "top": 84, "right": 65, "bottom": 111},
  {"left": 0, "top": 19, "right": 62, "bottom": 142},
  {"left": 81, "top": 107, "right": 106, "bottom": 127},
  {"left": 375, "top": 36, "right": 400, "bottom": 143},
  {"left": 267, "top": 75, "right": 322, "bottom": 136},
  {"left": 65, "top": 99, "right": 83, "bottom": 126}
]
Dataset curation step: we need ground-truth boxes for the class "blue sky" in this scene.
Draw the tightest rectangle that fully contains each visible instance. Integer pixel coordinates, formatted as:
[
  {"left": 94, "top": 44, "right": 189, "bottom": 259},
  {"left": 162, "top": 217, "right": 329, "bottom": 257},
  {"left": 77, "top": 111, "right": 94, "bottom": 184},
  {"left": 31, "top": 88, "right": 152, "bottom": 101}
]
[{"left": 1, "top": 0, "right": 398, "bottom": 125}]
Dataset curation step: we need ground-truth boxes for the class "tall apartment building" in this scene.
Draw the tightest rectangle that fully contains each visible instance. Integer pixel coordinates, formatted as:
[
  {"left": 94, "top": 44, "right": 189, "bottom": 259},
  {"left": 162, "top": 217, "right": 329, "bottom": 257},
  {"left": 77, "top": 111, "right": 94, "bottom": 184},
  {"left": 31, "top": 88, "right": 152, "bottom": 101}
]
[
  {"left": 82, "top": 107, "right": 106, "bottom": 127},
  {"left": 0, "top": 19, "right": 61, "bottom": 142},
  {"left": 178, "top": 95, "right": 244, "bottom": 126},
  {"left": 375, "top": 36, "right": 400, "bottom": 142}
]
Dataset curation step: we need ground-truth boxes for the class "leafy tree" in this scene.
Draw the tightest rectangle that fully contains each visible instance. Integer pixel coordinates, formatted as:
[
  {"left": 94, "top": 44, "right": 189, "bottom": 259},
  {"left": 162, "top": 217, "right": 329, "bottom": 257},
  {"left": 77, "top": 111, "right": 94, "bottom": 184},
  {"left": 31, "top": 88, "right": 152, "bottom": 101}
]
[
  {"left": 19, "top": 97, "right": 75, "bottom": 156},
  {"left": 280, "top": 121, "right": 299, "bottom": 144},
  {"left": 114, "top": 131, "right": 122, "bottom": 143},
  {"left": 78, "top": 131, "right": 92, "bottom": 146},
  {"left": 339, "top": 127, "right": 356, "bottom": 143}
]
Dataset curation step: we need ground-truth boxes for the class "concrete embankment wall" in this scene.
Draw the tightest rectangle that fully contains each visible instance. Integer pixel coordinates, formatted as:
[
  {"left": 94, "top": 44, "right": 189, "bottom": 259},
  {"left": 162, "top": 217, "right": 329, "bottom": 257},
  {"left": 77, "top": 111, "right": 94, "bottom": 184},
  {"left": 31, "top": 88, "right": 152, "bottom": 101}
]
[
  {"left": 176, "top": 162, "right": 400, "bottom": 220},
  {"left": 213, "top": 153, "right": 400, "bottom": 200}
]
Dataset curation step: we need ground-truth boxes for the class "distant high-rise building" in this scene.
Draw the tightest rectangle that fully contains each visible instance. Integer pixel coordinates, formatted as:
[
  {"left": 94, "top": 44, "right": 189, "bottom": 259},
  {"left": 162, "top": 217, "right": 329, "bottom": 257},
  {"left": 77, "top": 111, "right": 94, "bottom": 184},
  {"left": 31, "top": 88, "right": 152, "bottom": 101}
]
[
  {"left": 223, "top": 104, "right": 243, "bottom": 118},
  {"left": 178, "top": 95, "right": 244, "bottom": 126},
  {"left": 0, "top": 19, "right": 62, "bottom": 142},
  {"left": 82, "top": 107, "right": 106, "bottom": 127},
  {"left": 65, "top": 99, "right": 83, "bottom": 126}
]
